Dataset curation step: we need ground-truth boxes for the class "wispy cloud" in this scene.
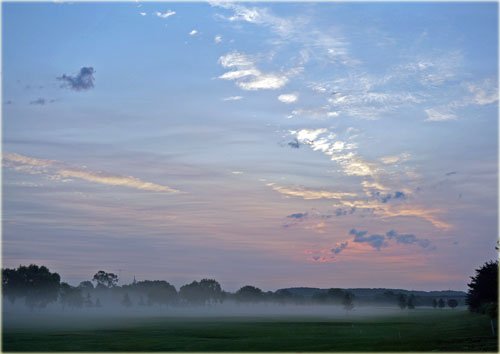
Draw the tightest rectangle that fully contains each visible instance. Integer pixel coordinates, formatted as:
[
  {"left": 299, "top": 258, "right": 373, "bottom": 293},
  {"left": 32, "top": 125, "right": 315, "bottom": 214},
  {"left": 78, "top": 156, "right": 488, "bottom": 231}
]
[
  {"left": 267, "top": 183, "right": 357, "bottom": 200},
  {"left": 222, "top": 96, "right": 243, "bottom": 101},
  {"left": 57, "top": 67, "right": 95, "bottom": 91},
  {"left": 3, "top": 152, "right": 179, "bottom": 193},
  {"left": 379, "top": 153, "right": 411, "bottom": 165},
  {"left": 467, "top": 79, "right": 498, "bottom": 105},
  {"left": 278, "top": 93, "right": 298, "bottom": 104},
  {"left": 189, "top": 29, "right": 198, "bottom": 36},
  {"left": 214, "top": 35, "right": 222, "bottom": 44},
  {"left": 218, "top": 51, "right": 291, "bottom": 90},
  {"left": 155, "top": 10, "right": 175, "bottom": 18},
  {"left": 290, "top": 128, "right": 375, "bottom": 177},
  {"left": 425, "top": 108, "right": 457, "bottom": 122}
]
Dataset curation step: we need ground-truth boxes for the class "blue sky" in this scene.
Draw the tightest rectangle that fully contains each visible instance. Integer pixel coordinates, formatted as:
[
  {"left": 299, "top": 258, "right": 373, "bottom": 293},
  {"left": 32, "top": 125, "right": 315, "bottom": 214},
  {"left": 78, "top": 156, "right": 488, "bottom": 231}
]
[{"left": 2, "top": 1, "right": 498, "bottom": 291}]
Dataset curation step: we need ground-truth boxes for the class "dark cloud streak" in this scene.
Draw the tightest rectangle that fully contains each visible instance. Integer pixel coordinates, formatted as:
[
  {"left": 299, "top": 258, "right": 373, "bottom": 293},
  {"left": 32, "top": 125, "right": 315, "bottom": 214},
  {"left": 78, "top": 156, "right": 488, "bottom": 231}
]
[{"left": 58, "top": 67, "right": 95, "bottom": 91}]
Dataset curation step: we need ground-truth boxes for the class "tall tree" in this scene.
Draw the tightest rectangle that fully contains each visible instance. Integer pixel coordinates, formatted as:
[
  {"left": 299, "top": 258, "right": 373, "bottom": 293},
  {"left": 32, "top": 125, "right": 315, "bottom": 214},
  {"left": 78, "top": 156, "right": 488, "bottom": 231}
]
[
  {"left": 398, "top": 294, "right": 407, "bottom": 310},
  {"left": 2, "top": 264, "right": 61, "bottom": 309},
  {"left": 92, "top": 271, "right": 118, "bottom": 289},
  {"left": 466, "top": 260, "right": 498, "bottom": 313},
  {"left": 342, "top": 291, "right": 355, "bottom": 312},
  {"left": 235, "top": 285, "right": 264, "bottom": 302}
]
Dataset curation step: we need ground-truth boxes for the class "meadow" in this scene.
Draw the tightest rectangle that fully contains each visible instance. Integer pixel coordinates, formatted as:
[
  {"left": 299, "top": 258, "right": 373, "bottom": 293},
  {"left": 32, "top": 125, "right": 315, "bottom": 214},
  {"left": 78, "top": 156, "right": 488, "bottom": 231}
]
[{"left": 3, "top": 308, "right": 497, "bottom": 352}]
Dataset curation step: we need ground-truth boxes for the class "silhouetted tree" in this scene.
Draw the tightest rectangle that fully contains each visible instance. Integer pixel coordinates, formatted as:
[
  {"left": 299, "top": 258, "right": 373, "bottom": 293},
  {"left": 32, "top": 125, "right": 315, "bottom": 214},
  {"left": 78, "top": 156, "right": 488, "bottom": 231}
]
[
  {"left": 128, "top": 280, "right": 177, "bottom": 306},
  {"left": 179, "top": 279, "right": 223, "bottom": 305},
  {"left": 432, "top": 299, "right": 438, "bottom": 308},
  {"left": 438, "top": 298, "right": 445, "bottom": 308},
  {"left": 342, "top": 291, "right": 354, "bottom": 312},
  {"left": 235, "top": 285, "right": 264, "bottom": 302},
  {"left": 466, "top": 260, "right": 498, "bottom": 314},
  {"left": 398, "top": 294, "right": 407, "bottom": 309},
  {"left": 78, "top": 281, "right": 94, "bottom": 291},
  {"left": 2, "top": 264, "right": 61, "bottom": 310},
  {"left": 92, "top": 270, "right": 118, "bottom": 288},
  {"left": 407, "top": 294, "right": 416, "bottom": 309},
  {"left": 447, "top": 299, "right": 458, "bottom": 309},
  {"left": 59, "top": 282, "right": 84, "bottom": 309}
]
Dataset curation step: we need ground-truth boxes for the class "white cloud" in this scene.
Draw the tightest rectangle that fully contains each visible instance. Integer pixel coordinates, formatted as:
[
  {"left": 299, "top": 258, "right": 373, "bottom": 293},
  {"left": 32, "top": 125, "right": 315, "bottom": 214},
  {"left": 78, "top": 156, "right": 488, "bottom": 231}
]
[
  {"left": 218, "top": 51, "right": 291, "bottom": 91},
  {"left": 155, "top": 10, "right": 175, "bottom": 18},
  {"left": 139, "top": 12, "right": 147, "bottom": 16},
  {"left": 467, "top": 79, "right": 498, "bottom": 105},
  {"left": 214, "top": 35, "right": 222, "bottom": 44},
  {"left": 3, "top": 152, "right": 179, "bottom": 193},
  {"left": 278, "top": 93, "right": 298, "bottom": 104},
  {"left": 425, "top": 108, "right": 457, "bottom": 122},
  {"left": 380, "top": 153, "right": 411, "bottom": 165},
  {"left": 290, "top": 128, "right": 375, "bottom": 177},
  {"left": 222, "top": 96, "right": 243, "bottom": 101},
  {"left": 267, "top": 183, "right": 357, "bottom": 200},
  {"left": 189, "top": 29, "right": 198, "bottom": 36}
]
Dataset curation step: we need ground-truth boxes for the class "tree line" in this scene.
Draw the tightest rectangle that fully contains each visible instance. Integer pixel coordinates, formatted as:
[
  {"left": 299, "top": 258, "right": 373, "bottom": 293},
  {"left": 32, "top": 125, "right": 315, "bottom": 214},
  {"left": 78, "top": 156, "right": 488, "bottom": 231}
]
[{"left": 3, "top": 261, "right": 496, "bottom": 315}]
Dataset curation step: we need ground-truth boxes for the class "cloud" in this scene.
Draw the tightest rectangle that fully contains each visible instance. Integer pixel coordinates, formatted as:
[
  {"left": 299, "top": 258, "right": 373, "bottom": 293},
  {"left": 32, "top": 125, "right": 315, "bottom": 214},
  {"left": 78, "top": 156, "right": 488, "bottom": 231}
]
[
  {"left": 218, "top": 51, "right": 291, "bottom": 91},
  {"left": 57, "top": 67, "right": 95, "bottom": 91},
  {"left": 287, "top": 212, "right": 308, "bottom": 220},
  {"left": 267, "top": 183, "right": 357, "bottom": 200},
  {"left": 378, "top": 207, "right": 451, "bottom": 230},
  {"left": 214, "top": 35, "right": 222, "bottom": 44},
  {"left": 385, "top": 230, "right": 431, "bottom": 249},
  {"left": 331, "top": 241, "right": 348, "bottom": 255},
  {"left": 278, "top": 93, "right": 298, "bottom": 104},
  {"left": 155, "top": 10, "right": 175, "bottom": 18},
  {"left": 349, "top": 228, "right": 387, "bottom": 250},
  {"left": 380, "top": 153, "right": 411, "bottom": 165},
  {"left": 425, "top": 108, "right": 457, "bottom": 122},
  {"left": 29, "top": 98, "right": 46, "bottom": 105},
  {"left": 139, "top": 12, "right": 146, "bottom": 16},
  {"left": 287, "top": 138, "right": 300, "bottom": 149},
  {"left": 3, "top": 152, "right": 179, "bottom": 193},
  {"left": 290, "top": 128, "right": 376, "bottom": 177},
  {"left": 222, "top": 96, "right": 243, "bottom": 101},
  {"left": 189, "top": 29, "right": 198, "bottom": 36},
  {"left": 445, "top": 171, "right": 457, "bottom": 176},
  {"left": 467, "top": 79, "right": 498, "bottom": 105},
  {"left": 372, "top": 191, "right": 406, "bottom": 203}
]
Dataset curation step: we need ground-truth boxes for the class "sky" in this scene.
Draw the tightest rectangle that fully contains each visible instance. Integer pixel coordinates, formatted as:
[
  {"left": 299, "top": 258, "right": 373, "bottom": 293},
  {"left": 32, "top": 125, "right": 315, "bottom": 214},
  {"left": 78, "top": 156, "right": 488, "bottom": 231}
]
[{"left": 2, "top": 1, "right": 498, "bottom": 292}]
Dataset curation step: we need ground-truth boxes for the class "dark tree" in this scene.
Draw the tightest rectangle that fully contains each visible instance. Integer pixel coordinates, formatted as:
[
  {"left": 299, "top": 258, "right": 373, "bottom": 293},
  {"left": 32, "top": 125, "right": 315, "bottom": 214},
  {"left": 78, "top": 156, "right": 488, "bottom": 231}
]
[
  {"left": 121, "top": 292, "right": 132, "bottom": 307},
  {"left": 432, "top": 299, "right": 438, "bottom": 308},
  {"left": 78, "top": 281, "right": 94, "bottom": 291},
  {"left": 235, "top": 285, "right": 264, "bottom": 302},
  {"left": 2, "top": 264, "right": 61, "bottom": 309},
  {"left": 398, "top": 294, "right": 407, "bottom": 310},
  {"left": 92, "top": 270, "right": 118, "bottom": 288},
  {"left": 438, "top": 298, "right": 445, "bottom": 308},
  {"left": 342, "top": 291, "right": 355, "bottom": 312},
  {"left": 128, "top": 280, "right": 177, "bottom": 306},
  {"left": 59, "top": 283, "right": 84, "bottom": 309},
  {"left": 447, "top": 299, "right": 458, "bottom": 309},
  {"left": 407, "top": 294, "right": 416, "bottom": 309},
  {"left": 179, "top": 279, "right": 223, "bottom": 305},
  {"left": 466, "top": 260, "right": 498, "bottom": 314}
]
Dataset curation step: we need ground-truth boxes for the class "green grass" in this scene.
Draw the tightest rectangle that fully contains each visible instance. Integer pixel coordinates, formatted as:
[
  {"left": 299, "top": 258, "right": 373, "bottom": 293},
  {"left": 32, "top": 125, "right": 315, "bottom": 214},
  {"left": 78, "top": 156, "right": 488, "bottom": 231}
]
[{"left": 3, "top": 309, "right": 498, "bottom": 352}]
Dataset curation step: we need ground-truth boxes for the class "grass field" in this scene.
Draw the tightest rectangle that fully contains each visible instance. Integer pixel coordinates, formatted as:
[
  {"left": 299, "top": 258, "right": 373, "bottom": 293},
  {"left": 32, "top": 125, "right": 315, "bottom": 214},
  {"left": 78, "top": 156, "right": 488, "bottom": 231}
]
[{"left": 3, "top": 309, "right": 497, "bottom": 352}]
